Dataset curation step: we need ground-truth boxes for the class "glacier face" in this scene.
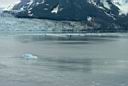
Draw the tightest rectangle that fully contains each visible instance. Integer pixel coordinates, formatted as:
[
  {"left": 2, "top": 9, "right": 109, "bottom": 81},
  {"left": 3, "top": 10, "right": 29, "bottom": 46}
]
[
  {"left": 0, "top": 13, "right": 95, "bottom": 33},
  {"left": 0, "top": 11, "right": 128, "bottom": 33}
]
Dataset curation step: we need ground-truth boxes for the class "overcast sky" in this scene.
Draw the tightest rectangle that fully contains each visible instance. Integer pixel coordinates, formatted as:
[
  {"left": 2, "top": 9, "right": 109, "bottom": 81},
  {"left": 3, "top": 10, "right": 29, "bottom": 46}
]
[{"left": 0, "top": 0, "right": 20, "bottom": 8}]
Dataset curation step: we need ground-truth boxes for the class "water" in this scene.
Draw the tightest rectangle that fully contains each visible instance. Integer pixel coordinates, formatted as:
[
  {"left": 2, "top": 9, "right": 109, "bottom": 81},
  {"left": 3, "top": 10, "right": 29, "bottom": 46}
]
[
  {"left": 0, "top": 34, "right": 127, "bottom": 86},
  {"left": 0, "top": 15, "right": 128, "bottom": 86}
]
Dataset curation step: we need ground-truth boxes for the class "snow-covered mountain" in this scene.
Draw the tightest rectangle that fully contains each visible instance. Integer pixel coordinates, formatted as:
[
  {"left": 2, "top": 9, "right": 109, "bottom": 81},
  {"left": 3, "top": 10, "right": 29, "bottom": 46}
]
[
  {"left": 10, "top": 0, "right": 128, "bottom": 18},
  {"left": 88, "top": 0, "right": 128, "bottom": 15},
  {"left": 3, "top": 0, "right": 128, "bottom": 32}
]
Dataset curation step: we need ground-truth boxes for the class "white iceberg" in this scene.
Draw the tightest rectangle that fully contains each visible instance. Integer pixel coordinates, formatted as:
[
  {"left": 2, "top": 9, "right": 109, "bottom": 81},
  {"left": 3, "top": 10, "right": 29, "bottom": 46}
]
[{"left": 22, "top": 53, "right": 38, "bottom": 60}]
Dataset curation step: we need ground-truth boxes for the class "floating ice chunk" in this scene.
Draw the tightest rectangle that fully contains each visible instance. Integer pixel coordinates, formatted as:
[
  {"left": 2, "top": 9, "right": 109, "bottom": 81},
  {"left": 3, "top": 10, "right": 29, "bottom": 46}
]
[{"left": 22, "top": 53, "right": 38, "bottom": 60}]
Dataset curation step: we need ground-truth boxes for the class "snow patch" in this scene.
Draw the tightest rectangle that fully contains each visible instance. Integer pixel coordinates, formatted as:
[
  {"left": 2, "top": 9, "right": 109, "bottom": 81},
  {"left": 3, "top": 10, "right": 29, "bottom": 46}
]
[
  {"left": 44, "top": 8, "right": 48, "bottom": 10},
  {"left": 51, "top": 5, "right": 59, "bottom": 14},
  {"left": 87, "top": 16, "right": 92, "bottom": 22},
  {"left": 3, "top": 1, "right": 21, "bottom": 11},
  {"left": 36, "top": 2, "right": 40, "bottom": 5},
  {"left": 104, "top": 12, "right": 116, "bottom": 20},
  {"left": 88, "top": 0, "right": 97, "bottom": 6},
  {"left": 41, "top": 0, "right": 45, "bottom": 4},
  {"left": 112, "top": 0, "right": 128, "bottom": 15},
  {"left": 28, "top": 13, "right": 33, "bottom": 17},
  {"left": 27, "top": 0, "right": 34, "bottom": 7},
  {"left": 100, "top": 0, "right": 111, "bottom": 9},
  {"left": 88, "top": 0, "right": 111, "bottom": 10}
]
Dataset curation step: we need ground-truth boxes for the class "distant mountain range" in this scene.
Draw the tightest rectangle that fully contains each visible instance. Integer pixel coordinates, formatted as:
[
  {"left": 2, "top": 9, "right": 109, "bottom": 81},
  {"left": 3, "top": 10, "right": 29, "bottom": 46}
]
[{"left": 3, "top": 0, "right": 128, "bottom": 32}]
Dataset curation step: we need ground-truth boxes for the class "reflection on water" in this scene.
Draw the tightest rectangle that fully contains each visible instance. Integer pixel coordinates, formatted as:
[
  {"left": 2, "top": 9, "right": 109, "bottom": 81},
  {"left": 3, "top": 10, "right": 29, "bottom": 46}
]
[
  {"left": 0, "top": 34, "right": 128, "bottom": 86},
  {"left": 41, "top": 57, "right": 92, "bottom": 72}
]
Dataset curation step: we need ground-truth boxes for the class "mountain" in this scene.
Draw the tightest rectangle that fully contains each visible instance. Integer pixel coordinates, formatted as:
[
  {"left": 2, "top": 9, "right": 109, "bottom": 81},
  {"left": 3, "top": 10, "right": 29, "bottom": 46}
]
[{"left": 4, "top": 0, "right": 128, "bottom": 32}]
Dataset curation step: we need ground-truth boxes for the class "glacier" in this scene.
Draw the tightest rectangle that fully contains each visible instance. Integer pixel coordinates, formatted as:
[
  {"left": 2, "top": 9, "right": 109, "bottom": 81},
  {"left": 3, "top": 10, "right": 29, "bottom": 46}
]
[{"left": 0, "top": 12, "right": 90, "bottom": 33}]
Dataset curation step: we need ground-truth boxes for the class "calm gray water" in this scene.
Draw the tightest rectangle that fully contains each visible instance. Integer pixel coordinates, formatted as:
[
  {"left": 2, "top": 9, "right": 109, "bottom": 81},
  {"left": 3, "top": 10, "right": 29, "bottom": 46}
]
[
  {"left": 0, "top": 13, "right": 128, "bottom": 86},
  {"left": 0, "top": 34, "right": 128, "bottom": 86}
]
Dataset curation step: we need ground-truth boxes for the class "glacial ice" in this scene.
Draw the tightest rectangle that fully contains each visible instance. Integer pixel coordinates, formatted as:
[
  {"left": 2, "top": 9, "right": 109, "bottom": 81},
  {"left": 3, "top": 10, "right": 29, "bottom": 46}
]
[
  {"left": 22, "top": 53, "right": 38, "bottom": 60},
  {"left": 0, "top": 13, "right": 87, "bottom": 33}
]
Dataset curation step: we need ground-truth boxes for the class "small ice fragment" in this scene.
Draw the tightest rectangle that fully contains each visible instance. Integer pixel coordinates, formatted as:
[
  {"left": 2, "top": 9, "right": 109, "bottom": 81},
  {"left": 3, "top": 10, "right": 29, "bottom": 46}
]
[{"left": 22, "top": 53, "right": 38, "bottom": 60}]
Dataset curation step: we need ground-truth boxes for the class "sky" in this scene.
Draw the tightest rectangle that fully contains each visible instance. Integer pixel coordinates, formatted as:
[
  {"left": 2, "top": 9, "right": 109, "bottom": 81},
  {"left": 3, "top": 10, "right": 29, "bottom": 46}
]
[{"left": 0, "top": 0, "right": 20, "bottom": 8}]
